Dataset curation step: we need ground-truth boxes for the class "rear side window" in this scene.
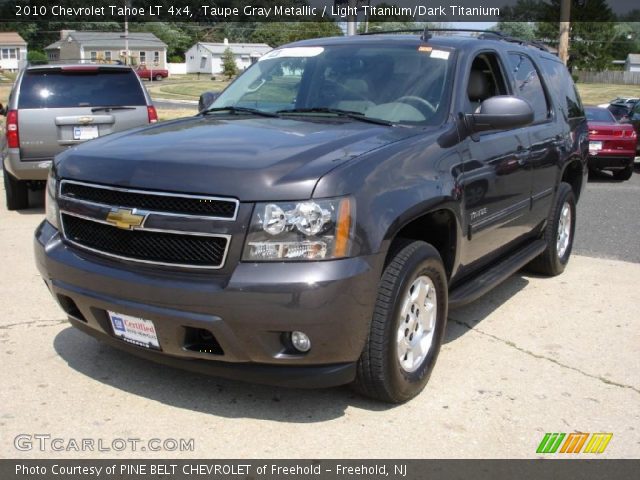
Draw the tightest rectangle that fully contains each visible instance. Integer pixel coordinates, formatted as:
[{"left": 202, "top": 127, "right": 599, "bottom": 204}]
[
  {"left": 508, "top": 53, "right": 550, "bottom": 122},
  {"left": 18, "top": 69, "right": 146, "bottom": 109},
  {"left": 539, "top": 57, "right": 585, "bottom": 119}
]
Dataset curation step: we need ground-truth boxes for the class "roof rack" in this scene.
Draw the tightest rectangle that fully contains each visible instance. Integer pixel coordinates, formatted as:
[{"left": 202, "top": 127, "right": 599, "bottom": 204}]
[{"left": 360, "top": 27, "right": 550, "bottom": 53}]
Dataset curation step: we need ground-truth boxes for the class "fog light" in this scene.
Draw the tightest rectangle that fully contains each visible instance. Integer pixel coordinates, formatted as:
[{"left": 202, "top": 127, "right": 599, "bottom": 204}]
[{"left": 290, "top": 331, "right": 311, "bottom": 353}]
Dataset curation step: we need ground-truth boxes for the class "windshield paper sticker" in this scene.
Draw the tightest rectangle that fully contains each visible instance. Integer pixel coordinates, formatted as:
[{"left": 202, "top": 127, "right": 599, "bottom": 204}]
[
  {"left": 430, "top": 50, "right": 450, "bottom": 60},
  {"left": 259, "top": 47, "right": 325, "bottom": 61}
]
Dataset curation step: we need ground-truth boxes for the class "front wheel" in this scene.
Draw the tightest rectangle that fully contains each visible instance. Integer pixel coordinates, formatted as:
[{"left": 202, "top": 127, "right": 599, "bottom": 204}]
[
  {"left": 154, "top": 74, "right": 163, "bottom": 81},
  {"left": 527, "top": 182, "right": 576, "bottom": 276},
  {"left": 353, "top": 241, "right": 448, "bottom": 403}
]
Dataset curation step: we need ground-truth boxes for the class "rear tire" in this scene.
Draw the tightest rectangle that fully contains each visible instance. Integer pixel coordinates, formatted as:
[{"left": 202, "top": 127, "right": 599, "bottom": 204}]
[
  {"left": 353, "top": 240, "right": 448, "bottom": 403},
  {"left": 3, "top": 169, "right": 29, "bottom": 210},
  {"left": 527, "top": 182, "right": 575, "bottom": 276},
  {"left": 154, "top": 74, "right": 163, "bottom": 81},
  {"left": 612, "top": 165, "right": 633, "bottom": 181}
]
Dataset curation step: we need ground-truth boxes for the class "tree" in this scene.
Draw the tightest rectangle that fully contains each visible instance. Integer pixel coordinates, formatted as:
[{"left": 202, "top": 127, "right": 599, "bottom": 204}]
[
  {"left": 221, "top": 47, "right": 238, "bottom": 79},
  {"left": 27, "top": 51, "right": 48, "bottom": 64},
  {"left": 130, "top": 22, "right": 193, "bottom": 60},
  {"left": 251, "top": 21, "right": 342, "bottom": 48},
  {"left": 493, "top": 22, "right": 537, "bottom": 41}
]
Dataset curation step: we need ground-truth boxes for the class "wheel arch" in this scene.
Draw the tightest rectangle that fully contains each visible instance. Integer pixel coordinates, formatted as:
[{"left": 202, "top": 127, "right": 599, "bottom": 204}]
[
  {"left": 382, "top": 206, "right": 461, "bottom": 281},
  {"left": 560, "top": 156, "right": 586, "bottom": 202}
]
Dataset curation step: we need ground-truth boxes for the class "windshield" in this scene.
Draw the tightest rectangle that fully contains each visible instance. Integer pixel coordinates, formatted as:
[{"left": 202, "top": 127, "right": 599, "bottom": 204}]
[
  {"left": 209, "top": 43, "right": 455, "bottom": 125},
  {"left": 585, "top": 107, "right": 615, "bottom": 123}
]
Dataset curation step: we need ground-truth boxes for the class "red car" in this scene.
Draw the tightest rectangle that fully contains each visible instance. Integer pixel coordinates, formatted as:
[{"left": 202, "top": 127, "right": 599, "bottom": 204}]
[
  {"left": 134, "top": 65, "right": 169, "bottom": 81},
  {"left": 586, "top": 106, "right": 637, "bottom": 180}
]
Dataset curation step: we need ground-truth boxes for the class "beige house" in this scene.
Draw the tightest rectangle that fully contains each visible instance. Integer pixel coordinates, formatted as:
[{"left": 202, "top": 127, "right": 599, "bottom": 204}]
[
  {"left": 45, "top": 31, "right": 167, "bottom": 68},
  {"left": 0, "top": 32, "right": 27, "bottom": 71}
]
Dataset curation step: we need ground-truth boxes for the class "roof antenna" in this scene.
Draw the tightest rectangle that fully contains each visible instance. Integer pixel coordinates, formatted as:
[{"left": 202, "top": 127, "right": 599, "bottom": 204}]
[{"left": 421, "top": 25, "right": 432, "bottom": 41}]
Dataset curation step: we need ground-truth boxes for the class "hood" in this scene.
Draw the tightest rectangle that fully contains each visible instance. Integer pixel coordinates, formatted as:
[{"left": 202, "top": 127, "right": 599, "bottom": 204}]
[{"left": 55, "top": 115, "right": 418, "bottom": 201}]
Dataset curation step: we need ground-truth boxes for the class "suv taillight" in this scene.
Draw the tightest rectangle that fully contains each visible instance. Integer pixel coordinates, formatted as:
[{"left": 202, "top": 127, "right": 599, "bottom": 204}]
[
  {"left": 6, "top": 109, "right": 19, "bottom": 148},
  {"left": 147, "top": 106, "right": 158, "bottom": 123}
]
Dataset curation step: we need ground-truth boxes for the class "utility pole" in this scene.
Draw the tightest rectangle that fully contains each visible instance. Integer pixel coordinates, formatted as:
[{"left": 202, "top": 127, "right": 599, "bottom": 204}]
[
  {"left": 558, "top": 0, "right": 571, "bottom": 65},
  {"left": 124, "top": 1, "right": 129, "bottom": 65},
  {"left": 346, "top": 0, "right": 357, "bottom": 36}
]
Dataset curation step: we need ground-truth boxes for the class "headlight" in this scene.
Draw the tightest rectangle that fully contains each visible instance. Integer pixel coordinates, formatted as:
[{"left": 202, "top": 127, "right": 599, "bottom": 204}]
[
  {"left": 242, "top": 197, "right": 354, "bottom": 261},
  {"left": 45, "top": 172, "right": 60, "bottom": 229}
]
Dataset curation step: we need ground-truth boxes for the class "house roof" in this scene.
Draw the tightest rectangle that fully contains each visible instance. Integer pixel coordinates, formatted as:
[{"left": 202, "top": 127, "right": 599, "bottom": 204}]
[
  {"left": 627, "top": 54, "right": 640, "bottom": 64},
  {"left": 0, "top": 32, "right": 27, "bottom": 46},
  {"left": 45, "top": 31, "right": 166, "bottom": 50},
  {"left": 196, "top": 42, "right": 271, "bottom": 56}
]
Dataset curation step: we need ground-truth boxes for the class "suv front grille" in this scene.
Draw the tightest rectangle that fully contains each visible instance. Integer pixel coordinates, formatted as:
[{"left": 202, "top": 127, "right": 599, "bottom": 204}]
[
  {"left": 62, "top": 214, "right": 229, "bottom": 268},
  {"left": 60, "top": 181, "right": 238, "bottom": 219}
]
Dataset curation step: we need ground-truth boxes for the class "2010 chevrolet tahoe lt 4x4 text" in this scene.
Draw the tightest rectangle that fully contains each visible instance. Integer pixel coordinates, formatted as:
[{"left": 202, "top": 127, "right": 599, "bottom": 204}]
[{"left": 35, "top": 32, "right": 588, "bottom": 403}]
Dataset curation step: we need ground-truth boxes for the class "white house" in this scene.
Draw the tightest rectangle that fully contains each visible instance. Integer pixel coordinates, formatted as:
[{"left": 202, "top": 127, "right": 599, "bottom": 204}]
[
  {"left": 0, "top": 32, "right": 27, "bottom": 71},
  {"left": 185, "top": 39, "right": 271, "bottom": 75},
  {"left": 624, "top": 54, "right": 640, "bottom": 72}
]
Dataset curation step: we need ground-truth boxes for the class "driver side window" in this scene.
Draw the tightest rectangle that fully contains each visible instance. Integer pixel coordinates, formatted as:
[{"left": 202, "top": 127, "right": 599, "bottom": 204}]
[{"left": 465, "top": 52, "right": 509, "bottom": 114}]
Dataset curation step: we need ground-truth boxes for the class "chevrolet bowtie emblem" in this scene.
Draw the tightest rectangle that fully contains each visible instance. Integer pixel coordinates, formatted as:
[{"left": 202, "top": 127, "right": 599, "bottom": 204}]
[
  {"left": 106, "top": 208, "right": 145, "bottom": 230},
  {"left": 78, "top": 116, "right": 94, "bottom": 124}
]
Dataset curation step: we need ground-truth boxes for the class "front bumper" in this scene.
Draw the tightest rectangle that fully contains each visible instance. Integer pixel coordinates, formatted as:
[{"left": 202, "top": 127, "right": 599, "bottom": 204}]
[{"left": 35, "top": 221, "right": 383, "bottom": 388}]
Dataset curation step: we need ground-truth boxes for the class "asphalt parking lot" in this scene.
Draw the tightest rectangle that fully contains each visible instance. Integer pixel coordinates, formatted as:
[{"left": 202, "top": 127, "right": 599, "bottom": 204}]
[{"left": 0, "top": 167, "right": 638, "bottom": 459}]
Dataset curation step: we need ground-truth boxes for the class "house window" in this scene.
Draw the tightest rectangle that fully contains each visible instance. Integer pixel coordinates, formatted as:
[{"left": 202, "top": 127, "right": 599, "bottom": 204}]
[
  {"left": 90, "top": 51, "right": 97, "bottom": 61},
  {"left": 1, "top": 48, "right": 17, "bottom": 59},
  {"left": 139, "top": 51, "right": 146, "bottom": 64},
  {"left": 154, "top": 51, "right": 159, "bottom": 64},
  {"left": 105, "top": 51, "right": 111, "bottom": 62},
  {"left": 200, "top": 56, "right": 206, "bottom": 69}
]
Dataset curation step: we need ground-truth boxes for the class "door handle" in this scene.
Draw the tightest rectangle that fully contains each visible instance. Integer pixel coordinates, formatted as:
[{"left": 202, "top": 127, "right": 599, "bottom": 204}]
[{"left": 515, "top": 147, "right": 529, "bottom": 165}]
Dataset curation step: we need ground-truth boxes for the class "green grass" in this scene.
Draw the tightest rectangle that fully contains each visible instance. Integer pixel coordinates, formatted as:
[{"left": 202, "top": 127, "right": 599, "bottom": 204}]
[
  {"left": 156, "top": 107, "right": 197, "bottom": 121},
  {"left": 147, "top": 78, "right": 232, "bottom": 101},
  {"left": 576, "top": 83, "right": 640, "bottom": 106}
]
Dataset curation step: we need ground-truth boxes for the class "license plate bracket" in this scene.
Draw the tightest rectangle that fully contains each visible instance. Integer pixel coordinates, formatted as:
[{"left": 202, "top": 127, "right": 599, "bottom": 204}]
[
  {"left": 108, "top": 311, "right": 160, "bottom": 350},
  {"left": 73, "top": 125, "right": 99, "bottom": 140},
  {"left": 589, "top": 141, "right": 603, "bottom": 152}
]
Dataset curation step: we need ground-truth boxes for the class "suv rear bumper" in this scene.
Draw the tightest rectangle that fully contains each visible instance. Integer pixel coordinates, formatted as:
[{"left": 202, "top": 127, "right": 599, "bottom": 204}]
[
  {"left": 3, "top": 149, "right": 51, "bottom": 181},
  {"left": 35, "top": 221, "right": 383, "bottom": 388}
]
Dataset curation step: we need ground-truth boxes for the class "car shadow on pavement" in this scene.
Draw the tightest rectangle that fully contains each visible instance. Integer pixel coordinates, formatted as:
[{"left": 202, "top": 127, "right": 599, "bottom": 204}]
[
  {"left": 587, "top": 169, "right": 633, "bottom": 183},
  {"left": 53, "top": 327, "right": 394, "bottom": 421},
  {"left": 444, "top": 274, "right": 530, "bottom": 344}
]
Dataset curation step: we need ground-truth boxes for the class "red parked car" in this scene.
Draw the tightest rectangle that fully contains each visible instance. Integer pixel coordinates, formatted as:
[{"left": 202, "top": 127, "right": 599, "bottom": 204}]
[
  {"left": 134, "top": 65, "right": 169, "bottom": 81},
  {"left": 585, "top": 107, "right": 637, "bottom": 180}
]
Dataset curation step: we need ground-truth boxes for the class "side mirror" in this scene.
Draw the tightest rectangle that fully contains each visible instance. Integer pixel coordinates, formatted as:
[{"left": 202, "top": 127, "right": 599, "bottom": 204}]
[
  {"left": 198, "top": 91, "right": 220, "bottom": 112},
  {"left": 467, "top": 96, "right": 534, "bottom": 133}
]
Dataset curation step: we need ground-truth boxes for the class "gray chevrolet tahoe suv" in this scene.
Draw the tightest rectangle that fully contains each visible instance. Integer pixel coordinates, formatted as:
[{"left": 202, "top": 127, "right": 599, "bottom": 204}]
[
  {"left": 35, "top": 32, "right": 588, "bottom": 403},
  {"left": 2, "top": 63, "right": 157, "bottom": 210}
]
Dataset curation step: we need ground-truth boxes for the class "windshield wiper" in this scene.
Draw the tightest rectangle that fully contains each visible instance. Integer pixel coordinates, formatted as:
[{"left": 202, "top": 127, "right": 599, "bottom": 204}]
[
  {"left": 202, "top": 106, "right": 279, "bottom": 118},
  {"left": 90, "top": 106, "right": 136, "bottom": 112},
  {"left": 276, "top": 107, "right": 393, "bottom": 126}
]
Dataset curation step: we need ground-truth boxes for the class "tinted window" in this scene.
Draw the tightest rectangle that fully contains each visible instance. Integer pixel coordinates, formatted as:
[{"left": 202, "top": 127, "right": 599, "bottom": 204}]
[
  {"left": 508, "top": 53, "right": 549, "bottom": 122},
  {"left": 607, "top": 104, "right": 630, "bottom": 119},
  {"left": 585, "top": 108, "right": 615, "bottom": 123},
  {"left": 539, "top": 57, "right": 585, "bottom": 119},
  {"left": 18, "top": 69, "right": 146, "bottom": 109}
]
